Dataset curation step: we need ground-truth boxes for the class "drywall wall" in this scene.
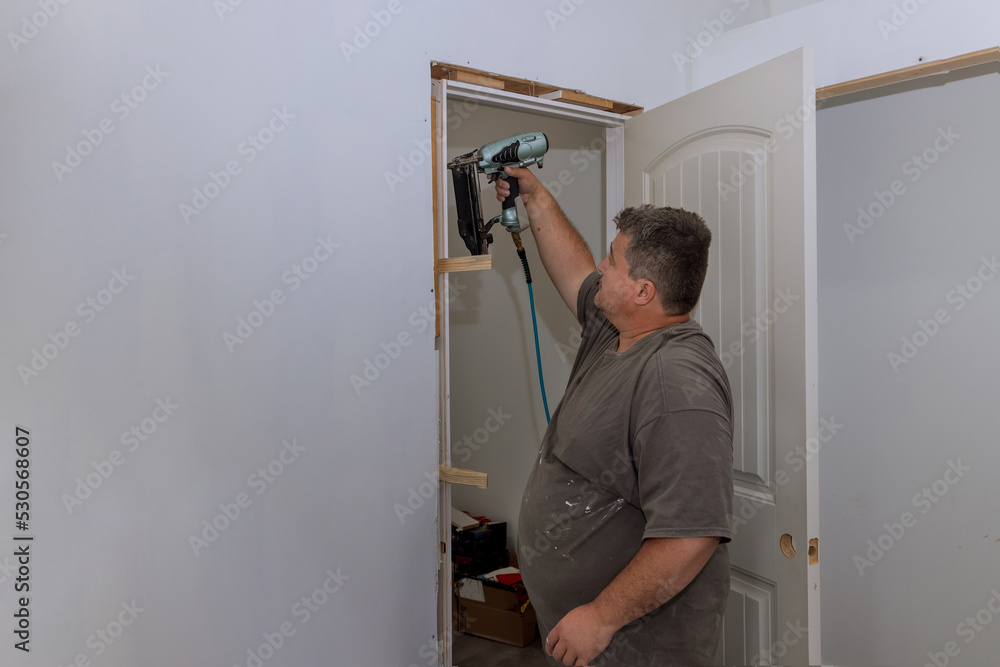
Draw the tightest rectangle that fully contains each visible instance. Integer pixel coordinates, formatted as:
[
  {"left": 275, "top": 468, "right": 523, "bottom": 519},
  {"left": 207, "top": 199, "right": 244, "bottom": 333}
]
[
  {"left": 7, "top": 0, "right": 992, "bottom": 662},
  {"left": 0, "top": 2, "right": 757, "bottom": 665},
  {"left": 817, "top": 66, "right": 1000, "bottom": 665},
  {"left": 446, "top": 102, "right": 607, "bottom": 553},
  {"left": 695, "top": 0, "right": 1000, "bottom": 91}
]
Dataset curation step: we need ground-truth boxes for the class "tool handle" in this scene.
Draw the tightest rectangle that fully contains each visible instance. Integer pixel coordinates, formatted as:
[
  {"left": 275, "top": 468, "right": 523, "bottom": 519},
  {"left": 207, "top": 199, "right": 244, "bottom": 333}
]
[{"left": 502, "top": 174, "right": 519, "bottom": 210}]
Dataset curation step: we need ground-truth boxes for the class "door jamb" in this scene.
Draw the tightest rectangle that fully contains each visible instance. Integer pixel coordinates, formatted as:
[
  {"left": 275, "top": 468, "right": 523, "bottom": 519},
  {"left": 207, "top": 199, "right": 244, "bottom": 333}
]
[{"left": 430, "top": 72, "right": 630, "bottom": 667}]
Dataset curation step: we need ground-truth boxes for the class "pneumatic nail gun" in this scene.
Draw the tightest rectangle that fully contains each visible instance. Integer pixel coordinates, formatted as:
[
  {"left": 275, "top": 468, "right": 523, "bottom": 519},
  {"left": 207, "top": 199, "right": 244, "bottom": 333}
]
[{"left": 447, "top": 132, "right": 549, "bottom": 255}]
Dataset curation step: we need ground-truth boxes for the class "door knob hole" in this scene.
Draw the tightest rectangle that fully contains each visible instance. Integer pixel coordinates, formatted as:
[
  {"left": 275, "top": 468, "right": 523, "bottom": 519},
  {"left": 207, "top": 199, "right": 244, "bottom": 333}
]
[{"left": 780, "top": 533, "right": 796, "bottom": 558}]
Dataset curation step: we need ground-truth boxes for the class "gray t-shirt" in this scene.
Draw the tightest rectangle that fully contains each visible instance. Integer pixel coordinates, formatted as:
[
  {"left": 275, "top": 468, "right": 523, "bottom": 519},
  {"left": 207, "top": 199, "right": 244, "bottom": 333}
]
[{"left": 517, "top": 271, "right": 734, "bottom": 666}]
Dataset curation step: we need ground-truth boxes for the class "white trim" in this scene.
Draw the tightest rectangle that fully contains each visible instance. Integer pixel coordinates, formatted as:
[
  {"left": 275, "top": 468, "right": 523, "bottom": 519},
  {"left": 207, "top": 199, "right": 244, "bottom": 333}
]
[
  {"left": 434, "top": 76, "right": 627, "bottom": 667},
  {"left": 432, "top": 78, "right": 453, "bottom": 667},
  {"left": 605, "top": 125, "right": 625, "bottom": 251},
  {"left": 444, "top": 79, "right": 631, "bottom": 127},
  {"left": 734, "top": 484, "right": 775, "bottom": 505},
  {"left": 801, "top": 51, "right": 822, "bottom": 667}
]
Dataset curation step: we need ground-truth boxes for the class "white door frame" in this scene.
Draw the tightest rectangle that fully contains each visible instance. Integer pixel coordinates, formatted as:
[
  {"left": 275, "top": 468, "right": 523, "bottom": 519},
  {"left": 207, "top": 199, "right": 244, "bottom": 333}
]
[{"left": 432, "top": 77, "right": 629, "bottom": 667}]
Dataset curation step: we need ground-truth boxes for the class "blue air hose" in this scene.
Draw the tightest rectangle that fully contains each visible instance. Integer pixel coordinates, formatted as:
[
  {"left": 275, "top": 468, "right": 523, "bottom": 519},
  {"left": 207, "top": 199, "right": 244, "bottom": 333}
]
[
  {"left": 527, "top": 281, "right": 551, "bottom": 424},
  {"left": 512, "top": 233, "right": 551, "bottom": 424}
]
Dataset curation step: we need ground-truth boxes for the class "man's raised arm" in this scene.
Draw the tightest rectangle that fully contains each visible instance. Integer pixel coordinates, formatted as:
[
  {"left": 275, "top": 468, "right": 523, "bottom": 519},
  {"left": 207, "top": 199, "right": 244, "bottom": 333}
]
[{"left": 495, "top": 166, "right": 597, "bottom": 319}]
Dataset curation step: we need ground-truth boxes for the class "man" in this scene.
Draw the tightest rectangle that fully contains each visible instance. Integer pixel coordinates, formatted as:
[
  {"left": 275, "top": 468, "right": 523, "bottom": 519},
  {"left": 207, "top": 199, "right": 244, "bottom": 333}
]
[{"left": 495, "top": 165, "right": 734, "bottom": 667}]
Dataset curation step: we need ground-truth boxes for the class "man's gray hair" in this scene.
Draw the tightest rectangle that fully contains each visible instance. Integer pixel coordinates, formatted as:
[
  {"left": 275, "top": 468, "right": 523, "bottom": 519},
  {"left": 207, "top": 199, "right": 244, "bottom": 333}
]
[{"left": 614, "top": 205, "right": 712, "bottom": 315}]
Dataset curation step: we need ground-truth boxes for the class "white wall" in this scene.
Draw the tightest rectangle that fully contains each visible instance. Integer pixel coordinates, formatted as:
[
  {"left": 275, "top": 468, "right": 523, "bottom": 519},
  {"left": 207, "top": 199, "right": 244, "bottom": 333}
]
[
  {"left": 445, "top": 102, "right": 606, "bottom": 552},
  {"left": 817, "top": 67, "right": 1000, "bottom": 666},
  {"left": 0, "top": 2, "right": 755, "bottom": 666},
  {"left": 5, "top": 0, "right": 989, "bottom": 662},
  {"left": 694, "top": 0, "right": 1000, "bottom": 91}
]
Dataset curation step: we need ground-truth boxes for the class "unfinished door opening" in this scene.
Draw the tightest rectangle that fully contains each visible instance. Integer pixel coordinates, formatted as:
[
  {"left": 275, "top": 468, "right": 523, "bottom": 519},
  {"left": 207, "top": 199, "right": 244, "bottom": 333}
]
[{"left": 431, "top": 64, "right": 633, "bottom": 666}]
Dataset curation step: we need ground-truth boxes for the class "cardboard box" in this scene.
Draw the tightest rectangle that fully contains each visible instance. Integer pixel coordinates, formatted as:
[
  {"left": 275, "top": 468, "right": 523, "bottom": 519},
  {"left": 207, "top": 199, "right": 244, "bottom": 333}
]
[{"left": 454, "top": 579, "right": 537, "bottom": 647}]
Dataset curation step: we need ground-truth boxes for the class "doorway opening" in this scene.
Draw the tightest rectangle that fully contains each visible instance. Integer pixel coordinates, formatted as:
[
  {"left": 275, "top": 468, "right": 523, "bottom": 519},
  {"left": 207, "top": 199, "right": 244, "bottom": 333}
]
[{"left": 430, "top": 63, "right": 633, "bottom": 667}]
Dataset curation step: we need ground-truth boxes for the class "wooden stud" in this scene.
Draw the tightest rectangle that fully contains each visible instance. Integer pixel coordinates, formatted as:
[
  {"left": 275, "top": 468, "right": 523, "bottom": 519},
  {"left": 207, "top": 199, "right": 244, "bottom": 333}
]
[
  {"left": 817, "top": 47, "right": 1000, "bottom": 100},
  {"left": 435, "top": 255, "right": 492, "bottom": 274},
  {"left": 439, "top": 465, "right": 488, "bottom": 489},
  {"left": 540, "top": 89, "right": 615, "bottom": 111},
  {"left": 430, "top": 61, "right": 643, "bottom": 116}
]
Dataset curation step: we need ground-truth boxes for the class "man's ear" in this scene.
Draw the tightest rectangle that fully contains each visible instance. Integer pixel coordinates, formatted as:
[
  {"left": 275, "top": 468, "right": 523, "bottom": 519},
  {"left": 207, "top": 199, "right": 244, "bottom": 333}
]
[{"left": 634, "top": 279, "right": 657, "bottom": 307}]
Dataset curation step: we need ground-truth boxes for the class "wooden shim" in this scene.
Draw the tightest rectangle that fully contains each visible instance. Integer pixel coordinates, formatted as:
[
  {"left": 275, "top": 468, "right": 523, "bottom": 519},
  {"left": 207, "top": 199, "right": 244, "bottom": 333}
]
[
  {"left": 817, "top": 47, "right": 1000, "bottom": 100},
  {"left": 435, "top": 255, "right": 492, "bottom": 274},
  {"left": 440, "top": 465, "right": 488, "bottom": 489},
  {"left": 431, "top": 61, "right": 643, "bottom": 116},
  {"left": 540, "top": 89, "right": 614, "bottom": 111}
]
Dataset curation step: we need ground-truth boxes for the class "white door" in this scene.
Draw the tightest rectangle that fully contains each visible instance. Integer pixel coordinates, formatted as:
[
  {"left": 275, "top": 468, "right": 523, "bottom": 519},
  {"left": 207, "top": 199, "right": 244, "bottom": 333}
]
[{"left": 624, "top": 49, "right": 819, "bottom": 666}]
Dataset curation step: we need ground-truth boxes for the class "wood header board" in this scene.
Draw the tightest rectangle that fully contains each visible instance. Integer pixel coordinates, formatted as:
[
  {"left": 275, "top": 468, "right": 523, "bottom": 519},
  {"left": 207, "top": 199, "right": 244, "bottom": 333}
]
[
  {"left": 431, "top": 61, "right": 643, "bottom": 116},
  {"left": 817, "top": 47, "right": 1000, "bottom": 100}
]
